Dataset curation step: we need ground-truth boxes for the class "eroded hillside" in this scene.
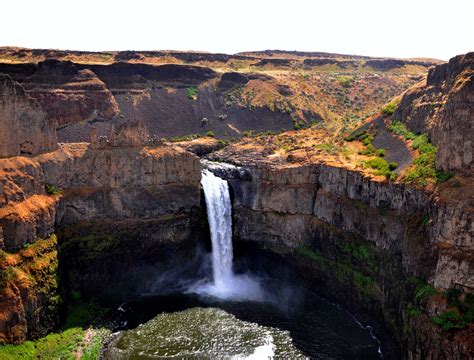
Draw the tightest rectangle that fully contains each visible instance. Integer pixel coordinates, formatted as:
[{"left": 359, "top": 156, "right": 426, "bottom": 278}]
[{"left": 0, "top": 48, "right": 437, "bottom": 143}]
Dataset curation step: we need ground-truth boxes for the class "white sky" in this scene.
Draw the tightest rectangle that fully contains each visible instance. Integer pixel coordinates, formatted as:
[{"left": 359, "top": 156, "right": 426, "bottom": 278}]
[{"left": 1, "top": 0, "right": 472, "bottom": 60}]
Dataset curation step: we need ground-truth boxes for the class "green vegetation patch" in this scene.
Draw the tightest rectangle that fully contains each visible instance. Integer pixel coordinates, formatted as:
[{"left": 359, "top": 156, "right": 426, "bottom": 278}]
[
  {"left": 388, "top": 121, "right": 453, "bottom": 186},
  {"left": 431, "top": 291, "right": 474, "bottom": 332},
  {"left": 60, "top": 233, "right": 118, "bottom": 262},
  {"left": 364, "top": 157, "right": 398, "bottom": 180},
  {"left": 313, "top": 142, "right": 339, "bottom": 155},
  {"left": 337, "top": 75, "right": 355, "bottom": 88},
  {"left": 381, "top": 99, "right": 400, "bottom": 116},
  {"left": 0, "top": 328, "right": 84, "bottom": 360},
  {"left": 186, "top": 86, "right": 198, "bottom": 100},
  {"left": 45, "top": 183, "right": 62, "bottom": 196},
  {"left": 344, "top": 129, "right": 371, "bottom": 143},
  {"left": 296, "top": 245, "right": 380, "bottom": 299},
  {"left": 170, "top": 134, "right": 201, "bottom": 142},
  {"left": 0, "top": 290, "right": 109, "bottom": 359}
]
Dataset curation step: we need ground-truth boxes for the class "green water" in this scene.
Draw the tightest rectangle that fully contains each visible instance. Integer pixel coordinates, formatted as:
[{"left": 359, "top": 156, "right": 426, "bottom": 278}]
[{"left": 105, "top": 307, "right": 304, "bottom": 359}]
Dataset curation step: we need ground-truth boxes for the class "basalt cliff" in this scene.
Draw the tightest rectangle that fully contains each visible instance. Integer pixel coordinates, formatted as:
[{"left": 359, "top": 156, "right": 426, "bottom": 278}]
[{"left": 0, "top": 50, "right": 472, "bottom": 359}]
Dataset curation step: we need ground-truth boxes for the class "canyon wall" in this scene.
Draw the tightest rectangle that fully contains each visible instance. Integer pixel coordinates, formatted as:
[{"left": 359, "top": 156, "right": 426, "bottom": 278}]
[
  {"left": 393, "top": 52, "right": 473, "bottom": 172},
  {"left": 0, "top": 61, "right": 295, "bottom": 142},
  {"left": 211, "top": 162, "right": 472, "bottom": 291},
  {"left": 0, "top": 74, "right": 57, "bottom": 158},
  {"left": 206, "top": 159, "right": 473, "bottom": 358},
  {"left": 0, "top": 67, "right": 204, "bottom": 343}
]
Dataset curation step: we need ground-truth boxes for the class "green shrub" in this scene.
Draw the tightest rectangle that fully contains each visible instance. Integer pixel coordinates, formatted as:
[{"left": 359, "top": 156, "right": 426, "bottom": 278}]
[
  {"left": 217, "top": 139, "right": 231, "bottom": 148},
  {"left": 432, "top": 310, "right": 465, "bottom": 331},
  {"left": 446, "top": 288, "right": 462, "bottom": 307},
  {"left": 381, "top": 100, "right": 400, "bottom": 116},
  {"left": 388, "top": 120, "right": 407, "bottom": 135},
  {"left": 388, "top": 121, "right": 448, "bottom": 186},
  {"left": 206, "top": 131, "right": 215, "bottom": 137},
  {"left": 430, "top": 290, "right": 474, "bottom": 331},
  {"left": 365, "top": 157, "right": 388, "bottom": 170},
  {"left": 436, "top": 170, "right": 454, "bottom": 183},
  {"left": 364, "top": 157, "right": 395, "bottom": 179},
  {"left": 170, "top": 134, "right": 201, "bottom": 142},
  {"left": 404, "top": 152, "right": 437, "bottom": 186},
  {"left": 338, "top": 76, "right": 355, "bottom": 88},
  {"left": 406, "top": 304, "right": 422, "bottom": 318},
  {"left": 389, "top": 162, "right": 398, "bottom": 171},
  {"left": 361, "top": 134, "right": 374, "bottom": 146},
  {"left": 375, "top": 148, "right": 386, "bottom": 157},
  {"left": 345, "top": 130, "right": 366, "bottom": 142},
  {"left": 315, "top": 143, "right": 338, "bottom": 155},
  {"left": 45, "top": 183, "right": 62, "bottom": 196},
  {"left": 358, "top": 143, "right": 376, "bottom": 155},
  {"left": 463, "top": 294, "right": 474, "bottom": 323},
  {"left": 0, "top": 268, "right": 17, "bottom": 288},
  {"left": 186, "top": 87, "right": 198, "bottom": 100},
  {"left": 414, "top": 283, "right": 437, "bottom": 303}
]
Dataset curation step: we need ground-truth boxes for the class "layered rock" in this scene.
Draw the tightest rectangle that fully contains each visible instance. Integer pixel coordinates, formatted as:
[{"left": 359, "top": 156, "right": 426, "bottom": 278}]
[
  {"left": 0, "top": 140, "right": 202, "bottom": 342},
  {"left": 393, "top": 52, "right": 473, "bottom": 172},
  {"left": 37, "top": 143, "right": 201, "bottom": 224},
  {"left": 205, "top": 152, "right": 473, "bottom": 358},
  {"left": 0, "top": 63, "right": 202, "bottom": 341},
  {"left": 0, "top": 74, "right": 57, "bottom": 158},
  {"left": 22, "top": 59, "right": 119, "bottom": 127}
]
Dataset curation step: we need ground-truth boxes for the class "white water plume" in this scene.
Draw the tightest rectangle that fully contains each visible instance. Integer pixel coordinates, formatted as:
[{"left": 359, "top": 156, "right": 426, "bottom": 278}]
[{"left": 194, "top": 169, "right": 263, "bottom": 301}]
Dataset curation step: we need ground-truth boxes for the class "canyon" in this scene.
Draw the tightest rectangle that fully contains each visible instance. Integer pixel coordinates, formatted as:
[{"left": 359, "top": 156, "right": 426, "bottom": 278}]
[{"left": 0, "top": 49, "right": 472, "bottom": 359}]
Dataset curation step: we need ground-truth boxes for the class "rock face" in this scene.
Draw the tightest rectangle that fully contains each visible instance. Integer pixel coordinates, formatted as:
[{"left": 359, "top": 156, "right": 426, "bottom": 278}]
[
  {"left": 0, "top": 51, "right": 471, "bottom": 356},
  {"left": 0, "top": 52, "right": 427, "bottom": 143},
  {"left": 0, "top": 74, "right": 57, "bottom": 158},
  {"left": 22, "top": 59, "right": 119, "bottom": 127},
  {"left": 393, "top": 52, "right": 473, "bottom": 172},
  {"left": 0, "top": 141, "right": 202, "bottom": 343},
  {"left": 0, "top": 235, "right": 59, "bottom": 344},
  {"left": 1, "top": 141, "right": 201, "bottom": 253},
  {"left": 37, "top": 143, "right": 201, "bottom": 225},
  {"left": 212, "top": 162, "right": 472, "bottom": 290}
]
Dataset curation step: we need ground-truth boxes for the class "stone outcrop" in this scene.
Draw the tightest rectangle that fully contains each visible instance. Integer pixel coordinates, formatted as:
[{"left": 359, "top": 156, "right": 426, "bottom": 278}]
[
  {"left": 37, "top": 143, "right": 201, "bottom": 224},
  {"left": 0, "top": 235, "right": 59, "bottom": 344},
  {"left": 393, "top": 52, "right": 473, "bottom": 172},
  {"left": 0, "top": 74, "right": 57, "bottom": 158},
  {"left": 364, "top": 58, "right": 438, "bottom": 71},
  {"left": 22, "top": 59, "right": 119, "bottom": 127},
  {"left": 79, "top": 62, "right": 218, "bottom": 89}
]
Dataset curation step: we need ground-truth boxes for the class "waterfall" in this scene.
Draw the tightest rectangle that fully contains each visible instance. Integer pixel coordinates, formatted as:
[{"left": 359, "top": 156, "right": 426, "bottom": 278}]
[
  {"left": 197, "top": 168, "right": 263, "bottom": 301},
  {"left": 201, "top": 169, "right": 234, "bottom": 290}
]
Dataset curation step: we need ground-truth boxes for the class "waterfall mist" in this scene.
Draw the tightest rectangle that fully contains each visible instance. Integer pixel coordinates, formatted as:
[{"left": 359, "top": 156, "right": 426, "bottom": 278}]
[
  {"left": 190, "top": 169, "right": 264, "bottom": 301},
  {"left": 145, "top": 167, "right": 303, "bottom": 310}
]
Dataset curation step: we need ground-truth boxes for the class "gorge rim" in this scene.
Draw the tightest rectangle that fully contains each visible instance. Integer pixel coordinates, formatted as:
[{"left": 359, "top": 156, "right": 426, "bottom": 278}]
[{"left": 0, "top": 4, "right": 473, "bottom": 358}]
